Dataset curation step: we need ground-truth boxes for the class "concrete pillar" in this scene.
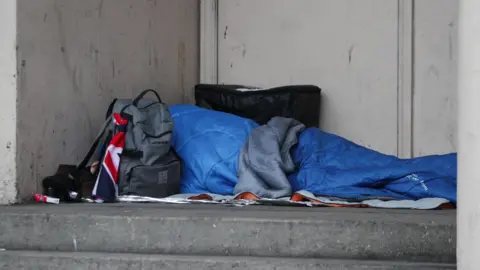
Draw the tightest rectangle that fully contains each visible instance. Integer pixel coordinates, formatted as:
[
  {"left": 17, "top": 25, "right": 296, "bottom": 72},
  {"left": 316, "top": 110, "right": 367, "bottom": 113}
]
[
  {"left": 0, "top": 0, "right": 18, "bottom": 204},
  {"left": 457, "top": 0, "right": 480, "bottom": 268}
]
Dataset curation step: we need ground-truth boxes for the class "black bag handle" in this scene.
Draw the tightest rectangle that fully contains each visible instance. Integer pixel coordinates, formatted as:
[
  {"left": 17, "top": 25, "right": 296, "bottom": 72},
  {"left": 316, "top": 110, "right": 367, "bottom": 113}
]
[{"left": 132, "top": 89, "right": 162, "bottom": 106}]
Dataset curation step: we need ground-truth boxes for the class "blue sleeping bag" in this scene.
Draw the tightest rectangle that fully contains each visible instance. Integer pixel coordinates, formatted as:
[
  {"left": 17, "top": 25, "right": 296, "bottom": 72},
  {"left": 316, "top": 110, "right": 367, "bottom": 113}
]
[
  {"left": 170, "top": 105, "right": 457, "bottom": 203},
  {"left": 289, "top": 128, "right": 457, "bottom": 202},
  {"left": 170, "top": 104, "right": 258, "bottom": 194}
]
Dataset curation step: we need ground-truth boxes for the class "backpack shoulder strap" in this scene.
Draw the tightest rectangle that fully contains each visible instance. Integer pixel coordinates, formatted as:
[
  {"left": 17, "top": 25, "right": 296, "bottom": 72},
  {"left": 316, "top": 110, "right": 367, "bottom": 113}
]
[
  {"left": 105, "top": 98, "right": 118, "bottom": 119},
  {"left": 77, "top": 115, "right": 112, "bottom": 170}
]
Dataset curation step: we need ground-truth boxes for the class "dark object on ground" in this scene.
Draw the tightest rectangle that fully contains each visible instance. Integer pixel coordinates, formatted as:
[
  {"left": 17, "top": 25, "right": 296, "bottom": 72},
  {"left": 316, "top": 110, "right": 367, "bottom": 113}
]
[
  {"left": 41, "top": 164, "right": 95, "bottom": 202},
  {"left": 195, "top": 84, "right": 321, "bottom": 127}
]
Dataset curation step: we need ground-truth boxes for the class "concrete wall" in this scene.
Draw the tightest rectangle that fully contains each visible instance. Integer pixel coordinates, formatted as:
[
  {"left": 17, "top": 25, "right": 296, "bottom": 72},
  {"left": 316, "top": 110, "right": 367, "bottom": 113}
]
[
  {"left": 216, "top": 0, "right": 458, "bottom": 157},
  {"left": 218, "top": 0, "right": 399, "bottom": 155},
  {"left": 413, "top": 0, "right": 458, "bottom": 156},
  {"left": 0, "top": 0, "right": 18, "bottom": 204},
  {"left": 12, "top": 0, "right": 199, "bottom": 202}
]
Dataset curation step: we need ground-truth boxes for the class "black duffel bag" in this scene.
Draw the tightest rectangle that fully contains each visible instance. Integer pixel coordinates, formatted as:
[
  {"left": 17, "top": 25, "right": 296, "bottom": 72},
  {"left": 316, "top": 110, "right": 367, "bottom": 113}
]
[{"left": 195, "top": 84, "right": 321, "bottom": 127}]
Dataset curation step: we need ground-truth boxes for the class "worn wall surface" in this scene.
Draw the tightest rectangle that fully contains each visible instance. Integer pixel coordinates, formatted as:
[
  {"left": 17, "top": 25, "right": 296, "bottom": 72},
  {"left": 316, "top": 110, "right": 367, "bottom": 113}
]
[
  {"left": 218, "top": 0, "right": 400, "bottom": 155},
  {"left": 0, "top": 0, "right": 18, "bottom": 204},
  {"left": 413, "top": 0, "right": 458, "bottom": 156},
  {"left": 16, "top": 0, "right": 199, "bottom": 201},
  {"left": 217, "top": 0, "right": 458, "bottom": 157}
]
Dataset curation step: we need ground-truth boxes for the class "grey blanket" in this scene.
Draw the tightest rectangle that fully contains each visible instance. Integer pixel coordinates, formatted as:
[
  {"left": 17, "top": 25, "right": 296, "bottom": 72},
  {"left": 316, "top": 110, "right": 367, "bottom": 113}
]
[{"left": 235, "top": 117, "right": 305, "bottom": 198}]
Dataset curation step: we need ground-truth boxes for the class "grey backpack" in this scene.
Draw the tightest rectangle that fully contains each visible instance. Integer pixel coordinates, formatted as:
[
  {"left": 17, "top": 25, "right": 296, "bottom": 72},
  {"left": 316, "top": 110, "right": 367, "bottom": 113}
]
[{"left": 81, "top": 89, "right": 181, "bottom": 200}]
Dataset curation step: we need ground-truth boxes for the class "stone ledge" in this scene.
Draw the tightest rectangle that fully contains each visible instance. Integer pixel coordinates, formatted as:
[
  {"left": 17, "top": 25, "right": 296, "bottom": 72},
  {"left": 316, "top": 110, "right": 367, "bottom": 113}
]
[
  {"left": 0, "top": 250, "right": 456, "bottom": 270},
  {"left": 0, "top": 204, "right": 456, "bottom": 263}
]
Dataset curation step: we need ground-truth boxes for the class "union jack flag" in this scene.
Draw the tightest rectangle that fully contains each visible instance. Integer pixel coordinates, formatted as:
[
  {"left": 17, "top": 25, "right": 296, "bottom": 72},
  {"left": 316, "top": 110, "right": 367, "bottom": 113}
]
[{"left": 92, "top": 113, "right": 128, "bottom": 202}]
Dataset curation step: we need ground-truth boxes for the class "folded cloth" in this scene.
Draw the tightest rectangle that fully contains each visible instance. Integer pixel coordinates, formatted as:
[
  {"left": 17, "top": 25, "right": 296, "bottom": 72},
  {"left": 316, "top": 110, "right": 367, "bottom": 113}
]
[{"left": 235, "top": 117, "right": 305, "bottom": 198}]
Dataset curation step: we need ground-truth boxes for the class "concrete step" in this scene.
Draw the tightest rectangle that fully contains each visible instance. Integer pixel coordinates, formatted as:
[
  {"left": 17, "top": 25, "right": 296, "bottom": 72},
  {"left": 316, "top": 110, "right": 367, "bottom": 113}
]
[
  {"left": 0, "top": 250, "right": 455, "bottom": 270},
  {"left": 0, "top": 204, "right": 455, "bottom": 263}
]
